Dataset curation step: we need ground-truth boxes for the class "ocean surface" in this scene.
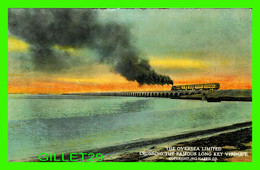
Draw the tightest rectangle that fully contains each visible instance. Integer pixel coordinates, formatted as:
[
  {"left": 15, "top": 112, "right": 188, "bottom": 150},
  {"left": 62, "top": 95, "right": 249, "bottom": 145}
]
[{"left": 8, "top": 94, "right": 252, "bottom": 161}]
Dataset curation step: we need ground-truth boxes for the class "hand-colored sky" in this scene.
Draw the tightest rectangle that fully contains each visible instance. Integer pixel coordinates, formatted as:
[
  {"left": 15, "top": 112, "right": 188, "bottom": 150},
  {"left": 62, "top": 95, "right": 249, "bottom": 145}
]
[{"left": 8, "top": 9, "right": 252, "bottom": 94}]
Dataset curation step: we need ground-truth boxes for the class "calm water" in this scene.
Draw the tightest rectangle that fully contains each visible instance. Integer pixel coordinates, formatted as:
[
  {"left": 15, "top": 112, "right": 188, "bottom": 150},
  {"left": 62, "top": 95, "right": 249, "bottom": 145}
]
[{"left": 8, "top": 95, "right": 252, "bottom": 161}]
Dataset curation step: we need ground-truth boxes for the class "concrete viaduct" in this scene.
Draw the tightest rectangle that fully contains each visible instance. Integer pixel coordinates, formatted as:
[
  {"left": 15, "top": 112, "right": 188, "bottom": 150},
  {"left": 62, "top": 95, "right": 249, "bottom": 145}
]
[{"left": 85, "top": 90, "right": 208, "bottom": 98}]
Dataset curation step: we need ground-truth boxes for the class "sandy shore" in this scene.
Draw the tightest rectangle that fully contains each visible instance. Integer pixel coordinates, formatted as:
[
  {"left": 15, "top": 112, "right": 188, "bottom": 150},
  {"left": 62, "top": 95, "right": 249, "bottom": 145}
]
[
  {"left": 28, "top": 122, "right": 251, "bottom": 162},
  {"left": 102, "top": 127, "right": 252, "bottom": 162}
]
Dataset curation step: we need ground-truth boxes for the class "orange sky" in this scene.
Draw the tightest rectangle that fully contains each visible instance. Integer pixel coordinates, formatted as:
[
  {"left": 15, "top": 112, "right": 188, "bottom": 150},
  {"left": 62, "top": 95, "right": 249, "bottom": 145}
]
[
  {"left": 8, "top": 35, "right": 252, "bottom": 94},
  {"left": 8, "top": 75, "right": 252, "bottom": 94},
  {"left": 8, "top": 78, "right": 172, "bottom": 94}
]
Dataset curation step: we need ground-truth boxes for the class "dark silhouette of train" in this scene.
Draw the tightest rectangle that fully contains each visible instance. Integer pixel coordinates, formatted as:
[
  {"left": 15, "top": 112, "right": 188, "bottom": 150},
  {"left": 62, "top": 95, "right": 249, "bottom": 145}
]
[{"left": 171, "top": 83, "right": 220, "bottom": 91}]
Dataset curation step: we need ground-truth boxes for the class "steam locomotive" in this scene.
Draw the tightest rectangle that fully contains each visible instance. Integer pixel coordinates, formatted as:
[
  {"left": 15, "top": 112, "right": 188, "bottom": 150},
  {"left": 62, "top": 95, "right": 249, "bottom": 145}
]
[{"left": 171, "top": 83, "right": 220, "bottom": 91}]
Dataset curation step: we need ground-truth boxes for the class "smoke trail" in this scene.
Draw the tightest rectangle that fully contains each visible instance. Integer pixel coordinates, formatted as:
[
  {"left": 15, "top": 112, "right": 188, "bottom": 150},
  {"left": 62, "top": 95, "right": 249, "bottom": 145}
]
[{"left": 8, "top": 8, "right": 173, "bottom": 85}]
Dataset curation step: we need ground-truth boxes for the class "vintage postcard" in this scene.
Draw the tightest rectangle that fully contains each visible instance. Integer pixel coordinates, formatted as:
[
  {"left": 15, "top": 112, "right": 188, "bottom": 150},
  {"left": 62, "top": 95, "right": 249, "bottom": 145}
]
[{"left": 8, "top": 8, "right": 252, "bottom": 162}]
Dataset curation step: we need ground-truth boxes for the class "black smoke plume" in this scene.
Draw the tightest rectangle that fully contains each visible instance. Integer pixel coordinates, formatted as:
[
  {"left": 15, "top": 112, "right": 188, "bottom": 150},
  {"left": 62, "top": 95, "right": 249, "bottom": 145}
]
[{"left": 8, "top": 8, "right": 173, "bottom": 85}]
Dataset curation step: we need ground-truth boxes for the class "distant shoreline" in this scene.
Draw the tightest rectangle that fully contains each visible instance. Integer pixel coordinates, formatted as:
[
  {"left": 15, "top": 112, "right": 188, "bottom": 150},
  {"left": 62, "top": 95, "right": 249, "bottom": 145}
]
[
  {"left": 8, "top": 89, "right": 252, "bottom": 102},
  {"left": 8, "top": 89, "right": 252, "bottom": 95},
  {"left": 175, "top": 89, "right": 252, "bottom": 102}
]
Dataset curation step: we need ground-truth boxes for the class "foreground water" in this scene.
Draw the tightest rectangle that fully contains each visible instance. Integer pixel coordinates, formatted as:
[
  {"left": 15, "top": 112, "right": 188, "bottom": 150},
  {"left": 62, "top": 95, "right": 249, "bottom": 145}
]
[{"left": 8, "top": 94, "right": 252, "bottom": 161}]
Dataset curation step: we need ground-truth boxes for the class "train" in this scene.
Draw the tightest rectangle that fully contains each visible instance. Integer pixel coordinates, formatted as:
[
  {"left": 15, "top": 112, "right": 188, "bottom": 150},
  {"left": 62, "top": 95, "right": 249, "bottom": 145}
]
[{"left": 171, "top": 83, "right": 220, "bottom": 91}]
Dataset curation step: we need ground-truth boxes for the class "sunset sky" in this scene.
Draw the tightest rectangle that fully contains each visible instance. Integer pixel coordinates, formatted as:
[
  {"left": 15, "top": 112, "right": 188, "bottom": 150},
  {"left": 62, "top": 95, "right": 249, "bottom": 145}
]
[{"left": 8, "top": 9, "right": 252, "bottom": 94}]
